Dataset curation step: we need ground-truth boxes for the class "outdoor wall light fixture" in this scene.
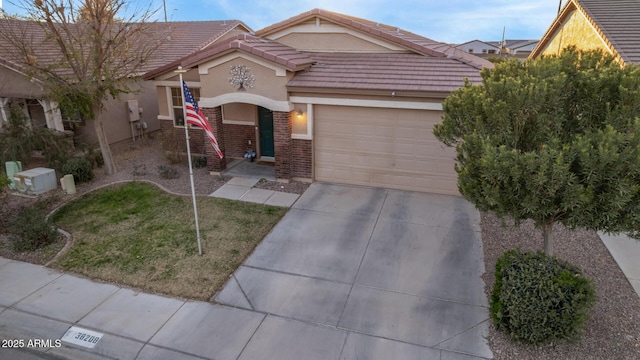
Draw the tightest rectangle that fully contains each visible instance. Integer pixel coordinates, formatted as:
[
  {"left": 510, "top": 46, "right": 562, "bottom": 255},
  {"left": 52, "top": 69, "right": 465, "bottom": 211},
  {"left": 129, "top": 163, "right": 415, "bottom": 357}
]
[{"left": 296, "top": 110, "right": 304, "bottom": 119}]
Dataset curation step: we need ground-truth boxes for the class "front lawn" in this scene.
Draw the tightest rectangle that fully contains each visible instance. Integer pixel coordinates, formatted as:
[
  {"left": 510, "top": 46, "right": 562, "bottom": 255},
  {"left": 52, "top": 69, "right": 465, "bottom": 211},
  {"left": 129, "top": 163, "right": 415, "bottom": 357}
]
[{"left": 50, "top": 182, "right": 287, "bottom": 300}]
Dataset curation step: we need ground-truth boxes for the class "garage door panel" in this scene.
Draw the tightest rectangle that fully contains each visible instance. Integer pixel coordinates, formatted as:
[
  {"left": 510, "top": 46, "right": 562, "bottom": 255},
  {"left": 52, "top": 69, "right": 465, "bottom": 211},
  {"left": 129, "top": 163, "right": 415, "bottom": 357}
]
[{"left": 314, "top": 105, "right": 459, "bottom": 195}]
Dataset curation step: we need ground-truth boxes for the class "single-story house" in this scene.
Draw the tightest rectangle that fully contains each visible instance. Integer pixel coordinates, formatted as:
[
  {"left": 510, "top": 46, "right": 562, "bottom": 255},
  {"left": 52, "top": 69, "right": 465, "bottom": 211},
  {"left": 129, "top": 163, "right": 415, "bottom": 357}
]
[
  {"left": 456, "top": 39, "right": 538, "bottom": 59},
  {"left": 530, "top": 0, "right": 640, "bottom": 65},
  {"left": 143, "top": 9, "right": 492, "bottom": 195},
  {"left": 0, "top": 19, "right": 252, "bottom": 145},
  {"left": 456, "top": 40, "right": 501, "bottom": 56}
]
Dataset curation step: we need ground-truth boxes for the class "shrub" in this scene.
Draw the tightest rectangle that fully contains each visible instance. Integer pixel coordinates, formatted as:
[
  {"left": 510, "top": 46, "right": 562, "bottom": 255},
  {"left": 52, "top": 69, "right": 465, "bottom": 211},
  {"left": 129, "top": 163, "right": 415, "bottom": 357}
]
[
  {"left": 132, "top": 164, "right": 147, "bottom": 176},
  {"left": 157, "top": 165, "right": 179, "bottom": 179},
  {"left": 490, "top": 250, "right": 596, "bottom": 345},
  {"left": 0, "top": 103, "right": 73, "bottom": 170},
  {"left": 192, "top": 156, "right": 207, "bottom": 168},
  {"left": 61, "top": 157, "right": 94, "bottom": 183},
  {"left": 85, "top": 147, "right": 104, "bottom": 168},
  {"left": 0, "top": 174, "right": 10, "bottom": 204},
  {"left": 9, "top": 205, "right": 58, "bottom": 252}
]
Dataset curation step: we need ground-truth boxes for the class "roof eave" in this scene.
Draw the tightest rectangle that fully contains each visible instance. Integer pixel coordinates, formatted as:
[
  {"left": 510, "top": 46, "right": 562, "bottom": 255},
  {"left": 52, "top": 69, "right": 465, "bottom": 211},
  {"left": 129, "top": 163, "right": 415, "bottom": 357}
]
[
  {"left": 530, "top": 1, "right": 577, "bottom": 59},
  {"left": 286, "top": 85, "right": 451, "bottom": 99}
]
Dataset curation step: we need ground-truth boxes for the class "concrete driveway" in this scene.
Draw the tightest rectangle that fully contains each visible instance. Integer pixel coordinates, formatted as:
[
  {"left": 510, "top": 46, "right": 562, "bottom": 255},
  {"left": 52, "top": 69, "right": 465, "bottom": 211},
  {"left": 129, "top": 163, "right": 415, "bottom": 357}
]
[{"left": 216, "top": 183, "right": 492, "bottom": 359}]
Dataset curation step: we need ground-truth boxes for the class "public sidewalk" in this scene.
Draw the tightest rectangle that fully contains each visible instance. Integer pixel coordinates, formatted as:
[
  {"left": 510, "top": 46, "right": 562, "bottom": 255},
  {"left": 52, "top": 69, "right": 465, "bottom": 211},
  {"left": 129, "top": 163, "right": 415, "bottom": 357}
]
[{"left": 599, "top": 233, "right": 640, "bottom": 297}]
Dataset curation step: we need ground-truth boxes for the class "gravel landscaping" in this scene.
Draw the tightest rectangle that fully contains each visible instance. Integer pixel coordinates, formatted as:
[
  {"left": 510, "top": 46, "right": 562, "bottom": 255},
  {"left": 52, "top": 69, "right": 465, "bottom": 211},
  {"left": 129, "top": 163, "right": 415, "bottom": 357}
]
[
  {"left": 2, "top": 134, "right": 638, "bottom": 358},
  {"left": 481, "top": 212, "right": 640, "bottom": 360}
]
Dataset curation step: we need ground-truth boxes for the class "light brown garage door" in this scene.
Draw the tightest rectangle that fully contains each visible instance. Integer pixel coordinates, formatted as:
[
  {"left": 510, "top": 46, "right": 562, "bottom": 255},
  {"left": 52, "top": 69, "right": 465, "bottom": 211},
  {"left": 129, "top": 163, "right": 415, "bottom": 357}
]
[{"left": 314, "top": 105, "right": 459, "bottom": 195}]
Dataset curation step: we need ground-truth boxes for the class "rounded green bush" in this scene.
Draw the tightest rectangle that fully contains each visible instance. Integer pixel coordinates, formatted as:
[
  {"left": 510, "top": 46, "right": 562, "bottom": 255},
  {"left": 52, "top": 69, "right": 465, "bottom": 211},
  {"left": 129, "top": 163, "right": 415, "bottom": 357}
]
[
  {"left": 61, "top": 157, "right": 94, "bottom": 183},
  {"left": 490, "top": 249, "right": 596, "bottom": 345},
  {"left": 9, "top": 206, "right": 58, "bottom": 252}
]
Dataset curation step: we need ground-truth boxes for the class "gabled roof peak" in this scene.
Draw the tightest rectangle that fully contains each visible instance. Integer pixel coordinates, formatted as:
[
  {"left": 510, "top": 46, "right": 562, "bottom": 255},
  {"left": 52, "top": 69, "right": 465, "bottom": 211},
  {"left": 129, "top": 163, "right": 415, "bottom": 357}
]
[{"left": 255, "top": 8, "right": 492, "bottom": 70}]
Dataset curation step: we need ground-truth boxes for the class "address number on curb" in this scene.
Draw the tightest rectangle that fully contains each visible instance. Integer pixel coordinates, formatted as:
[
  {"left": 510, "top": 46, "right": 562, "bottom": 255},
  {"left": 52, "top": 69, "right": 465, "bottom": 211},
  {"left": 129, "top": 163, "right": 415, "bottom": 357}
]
[{"left": 61, "top": 326, "right": 104, "bottom": 349}]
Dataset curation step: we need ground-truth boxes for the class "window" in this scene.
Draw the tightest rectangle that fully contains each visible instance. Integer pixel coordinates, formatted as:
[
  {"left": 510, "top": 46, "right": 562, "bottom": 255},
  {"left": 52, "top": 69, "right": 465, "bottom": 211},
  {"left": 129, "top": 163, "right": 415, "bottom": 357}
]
[
  {"left": 60, "top": 106, "right": 84, "bottom": 125},
  {"left": 488, "top": 49, "right": 496, "bottom": 54},
  {"left": 468, "top": 49, "right": 474, "bottom": 53},
  {"left": 171, "top": 87, "right": 200, "bottom": 127},
  {"left": 482, "top": 49, "right": 488, "bottom": 54}
]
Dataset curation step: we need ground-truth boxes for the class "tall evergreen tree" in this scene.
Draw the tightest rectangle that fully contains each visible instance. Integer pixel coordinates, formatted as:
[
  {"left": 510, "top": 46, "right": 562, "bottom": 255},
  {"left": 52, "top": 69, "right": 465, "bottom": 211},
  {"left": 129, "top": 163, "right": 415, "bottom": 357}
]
[{"left": 434, "top": 47, "right": 640, "bottom": 255}]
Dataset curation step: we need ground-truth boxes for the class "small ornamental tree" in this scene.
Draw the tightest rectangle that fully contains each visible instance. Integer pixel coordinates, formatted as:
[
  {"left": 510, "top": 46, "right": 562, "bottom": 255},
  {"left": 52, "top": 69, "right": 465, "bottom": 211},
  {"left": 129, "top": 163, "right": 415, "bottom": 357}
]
[
  {"left": 434, "top": 47, "right": 640, "bottom": 255},
  {"left": 0, "top": 0, "right": 164, "bottom": 175}
]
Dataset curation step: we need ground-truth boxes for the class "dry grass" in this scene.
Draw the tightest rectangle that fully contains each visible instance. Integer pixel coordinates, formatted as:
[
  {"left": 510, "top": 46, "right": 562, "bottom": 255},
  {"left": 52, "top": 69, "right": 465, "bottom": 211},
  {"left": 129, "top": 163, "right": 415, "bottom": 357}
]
[{"left": 50, "top": 182, "right": 287, "bottom": 301}]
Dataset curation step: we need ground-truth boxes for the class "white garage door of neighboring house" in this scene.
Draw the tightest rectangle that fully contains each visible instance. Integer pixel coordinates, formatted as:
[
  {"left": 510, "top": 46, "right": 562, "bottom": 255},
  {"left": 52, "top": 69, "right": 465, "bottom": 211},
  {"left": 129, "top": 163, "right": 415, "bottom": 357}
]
[{"left": 314, "top": 105, "right": 459, "bottom": 195}]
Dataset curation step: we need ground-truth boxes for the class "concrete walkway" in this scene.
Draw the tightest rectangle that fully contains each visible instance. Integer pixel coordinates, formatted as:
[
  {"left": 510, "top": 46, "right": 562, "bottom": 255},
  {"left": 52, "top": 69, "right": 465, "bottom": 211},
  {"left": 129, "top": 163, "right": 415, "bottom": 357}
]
[
  {"left": 209, "top": 177, "right": 300, "bottom": 207},
  {"left": 0, "top": 183, "right": 492, "bottom": 360}
]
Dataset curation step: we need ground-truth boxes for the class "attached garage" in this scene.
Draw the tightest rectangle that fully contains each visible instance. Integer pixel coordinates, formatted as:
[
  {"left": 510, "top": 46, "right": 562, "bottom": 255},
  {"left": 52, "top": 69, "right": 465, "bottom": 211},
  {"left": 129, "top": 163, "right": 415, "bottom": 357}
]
[{"left": 314, "top": 105, "right": 460, "bottom": 195}]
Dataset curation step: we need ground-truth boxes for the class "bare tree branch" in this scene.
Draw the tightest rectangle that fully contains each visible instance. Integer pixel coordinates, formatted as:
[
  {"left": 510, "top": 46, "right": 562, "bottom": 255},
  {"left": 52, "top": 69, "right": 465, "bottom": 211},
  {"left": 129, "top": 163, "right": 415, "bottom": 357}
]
[{"left": 0, "top": 0, "right": 165, "bottom": 174}]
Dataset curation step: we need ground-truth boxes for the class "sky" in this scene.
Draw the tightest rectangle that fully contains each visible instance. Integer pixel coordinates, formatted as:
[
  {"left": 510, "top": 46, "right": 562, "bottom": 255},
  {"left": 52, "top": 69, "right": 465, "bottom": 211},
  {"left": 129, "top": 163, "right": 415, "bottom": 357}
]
[{"left": 2, "top": 0, "right": 564, "bottom": 44}]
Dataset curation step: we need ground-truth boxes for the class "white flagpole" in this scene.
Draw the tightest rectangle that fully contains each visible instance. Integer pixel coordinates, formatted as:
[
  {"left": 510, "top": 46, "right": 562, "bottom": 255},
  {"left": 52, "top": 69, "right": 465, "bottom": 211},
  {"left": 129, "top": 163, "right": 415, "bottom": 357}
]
[{"left": 176, "top": 67, "right": 203, "bottom": 256}]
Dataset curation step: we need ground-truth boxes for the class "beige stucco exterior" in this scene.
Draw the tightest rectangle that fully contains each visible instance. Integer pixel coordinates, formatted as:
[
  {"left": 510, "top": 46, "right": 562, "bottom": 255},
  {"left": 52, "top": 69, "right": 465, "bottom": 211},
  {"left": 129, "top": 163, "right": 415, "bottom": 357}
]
[
  {"left": 0, "top": 65, "right": 46, "bottom": 98},
  {"left": 75, "top": 81, "right": 160, "bottom": 145},
  {"left": 199, "top": 57, "right": 292, "bottom": 101},
  {"left": 538, "top": 9, "right": 611, "bottom": 57},
  {"left": 264, "top": 18, "right": 408, "bottom": 53},
  {"left": 277, "top": 32, "right": 398, "bottom": 53},
  {"left": 223, "top": 103, "right": 257, "bottom": 124}
]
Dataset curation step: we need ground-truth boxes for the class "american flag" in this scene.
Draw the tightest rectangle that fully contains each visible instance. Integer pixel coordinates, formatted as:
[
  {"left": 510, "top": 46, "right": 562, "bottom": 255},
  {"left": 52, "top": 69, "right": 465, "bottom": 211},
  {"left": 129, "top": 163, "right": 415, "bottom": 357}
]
[{"left": 182, "top": 80, "right": 224, "bottom": 159}]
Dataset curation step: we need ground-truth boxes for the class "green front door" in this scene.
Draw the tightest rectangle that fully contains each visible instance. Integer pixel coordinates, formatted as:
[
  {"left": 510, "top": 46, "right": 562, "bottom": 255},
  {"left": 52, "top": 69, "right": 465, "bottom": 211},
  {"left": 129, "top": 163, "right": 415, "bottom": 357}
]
[{"left": 258, "top": 107, "right": 274, "bottom": 157}]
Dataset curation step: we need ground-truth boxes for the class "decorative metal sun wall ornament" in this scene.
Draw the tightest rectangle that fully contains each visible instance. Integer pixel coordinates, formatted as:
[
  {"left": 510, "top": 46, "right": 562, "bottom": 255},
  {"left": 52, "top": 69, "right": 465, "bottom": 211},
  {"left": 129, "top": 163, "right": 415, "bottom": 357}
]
[{"left": 229, "top": 64, "right": 255, "bottom": 91}]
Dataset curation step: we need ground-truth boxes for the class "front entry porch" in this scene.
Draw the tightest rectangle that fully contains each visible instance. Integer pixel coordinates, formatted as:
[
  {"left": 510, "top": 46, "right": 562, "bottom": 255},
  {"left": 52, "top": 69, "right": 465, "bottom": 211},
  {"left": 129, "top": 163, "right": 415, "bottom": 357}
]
[{"left": 223, "top": 158, "right": 276, "bottom": 181}]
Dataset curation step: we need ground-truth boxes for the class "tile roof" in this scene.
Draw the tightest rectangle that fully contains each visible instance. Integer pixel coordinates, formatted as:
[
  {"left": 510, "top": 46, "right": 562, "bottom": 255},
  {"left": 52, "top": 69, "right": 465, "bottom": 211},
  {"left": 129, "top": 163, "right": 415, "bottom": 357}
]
[
  {"left": 578, "top": 0, "right": 640, "bottom": 64},
  {"left": 287, "top": 52, "right": 484, "bottom": 94},
  {"left": 456, "top": 40, "right": 500, "bottom": 49},
  {"left": 144, "top": 33, "right": 315, "bottom": 79},
  {"left": 532, "top": 0, "right": 640, "bottom": 64},
  {"left": 485, "top": 40, "right": 538, "bottom": 50},
  {"left": 255, "top": 8, "right": 493, "bottom": 70},
  {"left": 142, "top": 20, "right": 251, "bottom": 72},
  {"left": 0, "top": 19, "right": 250, "bottom": 79}
]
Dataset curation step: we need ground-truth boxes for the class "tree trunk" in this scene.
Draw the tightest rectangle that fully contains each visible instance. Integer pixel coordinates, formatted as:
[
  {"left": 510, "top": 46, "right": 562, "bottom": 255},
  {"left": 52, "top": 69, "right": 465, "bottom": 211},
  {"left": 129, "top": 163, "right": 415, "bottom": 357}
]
[
  {"left": 543, "top": 222, "right": 554, "bottom": 256},
  {"left": 93, "top": 110, "right": 116, "bottom": 175}
]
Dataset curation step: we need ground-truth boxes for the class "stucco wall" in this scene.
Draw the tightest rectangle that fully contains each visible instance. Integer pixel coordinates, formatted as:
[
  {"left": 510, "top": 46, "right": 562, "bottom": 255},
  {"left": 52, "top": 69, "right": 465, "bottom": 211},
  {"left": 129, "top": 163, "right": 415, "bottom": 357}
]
[
  {"left": 540, "top": 9, "right": 610, "bottom": 57},
  {"left": 75, "top": 80, "right": 160, "bottom": 145},
  {"left": 0, "top": 65, "right": 46, "bottom": 98},
  {"left": 223, "top": 103, "right": 257, "bottom": 123},
  {"left": 277, "top": 32, "right": 396, "bottom": 52},
  {"left": 200, "top": 58, "right": 290, "bottom": 101}
]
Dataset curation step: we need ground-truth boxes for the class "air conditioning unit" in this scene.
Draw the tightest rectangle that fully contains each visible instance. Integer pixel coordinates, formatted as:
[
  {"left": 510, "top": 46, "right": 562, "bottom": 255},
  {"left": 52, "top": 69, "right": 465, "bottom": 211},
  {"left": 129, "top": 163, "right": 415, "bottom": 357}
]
[{"left": 13, "top": 167, "right": 57, "bottom": 195}]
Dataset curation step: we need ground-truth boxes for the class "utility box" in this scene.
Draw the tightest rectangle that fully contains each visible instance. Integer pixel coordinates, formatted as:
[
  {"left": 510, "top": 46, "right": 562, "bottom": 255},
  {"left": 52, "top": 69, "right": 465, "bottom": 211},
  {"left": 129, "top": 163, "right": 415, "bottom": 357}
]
[
  {"left": 127, "top": 100, "right": 140, "bottom": 122},
  {"left": 13, "top": 167, "right": 57, "bottom": 195},
  {"left": 5, "top": 161, "right": 22, "bottom": 189}
]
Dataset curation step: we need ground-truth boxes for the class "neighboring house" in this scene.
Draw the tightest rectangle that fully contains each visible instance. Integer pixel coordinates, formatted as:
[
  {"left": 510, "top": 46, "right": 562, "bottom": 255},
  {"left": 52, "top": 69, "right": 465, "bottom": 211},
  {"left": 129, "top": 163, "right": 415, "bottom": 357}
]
[
  {"left": 0, "top": 19, "right": 252, "bottom": 146},
  {"left": 531, "top": 0, "right": 640, "bottom": 65},
  {"left": 456, "top": 40, "right": 500, "bottom": 56},
  {"left": 456, "top": 39, "right": 538, "bottom": 59},
  {"left": 144, "top": 9, "right": 492, "bottom": 195},
  {"left": 499, "top": 39, "right": 539, "bottom": 57}
]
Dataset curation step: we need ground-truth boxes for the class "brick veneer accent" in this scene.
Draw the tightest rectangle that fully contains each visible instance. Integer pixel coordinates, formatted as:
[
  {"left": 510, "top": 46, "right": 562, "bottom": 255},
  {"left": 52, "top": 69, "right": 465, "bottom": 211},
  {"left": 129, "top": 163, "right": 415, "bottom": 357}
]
[
  {"left": 160, "top": 119, "right": 205, "bottom": 155},
  {"left": 201, "top": 106, "right": 226, "bottom": 172},
  {"left": 273, "top": 110, "right": 293, "bottom": 180},
  {"left": 223, "top": 124, "right": 256, "bottom": 158},
  {"left": 292, "top": 139, "right": 312, "bottom": 179}
]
